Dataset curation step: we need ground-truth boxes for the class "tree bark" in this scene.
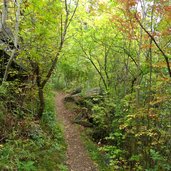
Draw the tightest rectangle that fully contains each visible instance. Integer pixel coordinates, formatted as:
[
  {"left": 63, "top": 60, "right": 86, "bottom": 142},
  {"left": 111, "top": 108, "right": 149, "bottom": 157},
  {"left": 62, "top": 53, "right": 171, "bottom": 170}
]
[
  {"left": 0, "top": 0, "right": 8, "bottom": 31},
  {"left": 37, "top": 87, "right": 45, "bottom": 119},
  {"left": 33, "top": 62, "right": 45, "bottom": 119},
  {"left": 3, "top": 0, "right": 21, "bottom": 82}
]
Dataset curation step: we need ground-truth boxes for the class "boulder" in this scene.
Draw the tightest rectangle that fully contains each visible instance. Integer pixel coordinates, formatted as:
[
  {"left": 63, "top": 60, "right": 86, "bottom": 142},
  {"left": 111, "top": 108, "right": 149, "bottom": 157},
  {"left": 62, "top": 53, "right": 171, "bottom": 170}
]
[
  {"left": 84, "top": 87, "right": 103, "bottom": 97},
  {"left": 64, "top": 87, "right": 104, "bottom": 104},
  {"left": 70, "top": 87, "right": 82, "bottom": 95},
  {"left": 64, "top": 93, "right": 82, "bottom": 103}
]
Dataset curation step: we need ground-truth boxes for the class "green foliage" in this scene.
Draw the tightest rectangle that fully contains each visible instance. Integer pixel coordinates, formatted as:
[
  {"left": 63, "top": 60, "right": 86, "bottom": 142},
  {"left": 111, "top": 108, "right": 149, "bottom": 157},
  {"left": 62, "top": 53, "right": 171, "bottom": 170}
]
[
  {"left": 80, "top": 91, "right": 170, "bottom": 170},
  {"left": 54, "top": 0, "right": 171, "bottom": 170},
  {"left": 81, "top": 131, "right": 112, "bottom": 171},
  {"left": 0, "top": 89, "right": 67, "bottom": 170},
  {"left": 1, "top": 0, "right": 171, "bottom": 170},
  {"left": 147, "top": 149, "right": 171, "bottom": 171}
]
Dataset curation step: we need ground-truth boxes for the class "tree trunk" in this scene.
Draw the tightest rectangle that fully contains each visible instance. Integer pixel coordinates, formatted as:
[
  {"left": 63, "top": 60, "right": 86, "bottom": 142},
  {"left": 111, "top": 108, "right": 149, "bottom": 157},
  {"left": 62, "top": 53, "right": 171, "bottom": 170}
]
[
  {"left": 0, "top": 0, "right": 8, "bottom": 31},
  {"left": 33, "top": 62, "right": 45, "bottom": 119},
  {"left": 37, "top": 87, "right": 45, "bottom": 119},
  {"left": 32, "top": 0, "right": 79, "bottom": 119},
  {"left": 3, "top": 0, "right": 21, "bottom": 82}
]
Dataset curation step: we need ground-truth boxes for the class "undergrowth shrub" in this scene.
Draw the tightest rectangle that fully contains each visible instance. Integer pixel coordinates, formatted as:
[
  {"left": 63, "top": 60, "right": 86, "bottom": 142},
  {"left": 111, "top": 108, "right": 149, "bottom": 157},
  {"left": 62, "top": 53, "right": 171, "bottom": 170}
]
[
  {"left": 82, "top": 90, "right": 171, "bottom": 171},
  {"left": 0, "top": 83, "right": 67, "bottom": 170}
]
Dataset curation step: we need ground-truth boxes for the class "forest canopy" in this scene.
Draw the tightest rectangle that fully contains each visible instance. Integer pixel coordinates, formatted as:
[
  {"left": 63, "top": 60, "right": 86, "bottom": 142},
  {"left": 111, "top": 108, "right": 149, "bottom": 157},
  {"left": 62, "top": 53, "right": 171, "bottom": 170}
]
[{"left": 0, "top": 0, "right": 171, "bottom": 170}]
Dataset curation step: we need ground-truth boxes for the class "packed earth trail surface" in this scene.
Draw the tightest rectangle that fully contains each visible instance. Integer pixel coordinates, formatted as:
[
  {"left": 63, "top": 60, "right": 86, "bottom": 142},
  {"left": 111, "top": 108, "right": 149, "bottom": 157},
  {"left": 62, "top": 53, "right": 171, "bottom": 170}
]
[{"left": 55, "top": 92, "right": 98, "bottom": 171}]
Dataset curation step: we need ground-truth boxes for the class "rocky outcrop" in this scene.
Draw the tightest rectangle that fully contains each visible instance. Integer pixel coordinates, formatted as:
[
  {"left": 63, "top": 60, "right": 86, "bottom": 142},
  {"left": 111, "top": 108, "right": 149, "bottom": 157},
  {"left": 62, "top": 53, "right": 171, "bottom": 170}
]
[{"left": 64, "top": 87, "right": 103, "bottom": 104}]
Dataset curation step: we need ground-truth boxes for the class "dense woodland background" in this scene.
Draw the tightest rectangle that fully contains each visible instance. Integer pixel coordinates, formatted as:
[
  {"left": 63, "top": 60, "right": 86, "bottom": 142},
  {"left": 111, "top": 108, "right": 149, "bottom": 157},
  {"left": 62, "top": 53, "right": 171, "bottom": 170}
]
[{"left": 0, "top": 0, "right": 171, "bottom": 170}]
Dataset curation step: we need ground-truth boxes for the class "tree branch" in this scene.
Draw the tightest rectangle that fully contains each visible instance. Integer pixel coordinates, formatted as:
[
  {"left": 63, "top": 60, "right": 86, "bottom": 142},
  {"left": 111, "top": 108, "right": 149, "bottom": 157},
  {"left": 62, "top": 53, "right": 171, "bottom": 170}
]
[
  {"left": 135, "top": 15, "right": 171, "bottom": 77},
  {"left": 41, "top": 0, "right": 79, "bottom": 88}
]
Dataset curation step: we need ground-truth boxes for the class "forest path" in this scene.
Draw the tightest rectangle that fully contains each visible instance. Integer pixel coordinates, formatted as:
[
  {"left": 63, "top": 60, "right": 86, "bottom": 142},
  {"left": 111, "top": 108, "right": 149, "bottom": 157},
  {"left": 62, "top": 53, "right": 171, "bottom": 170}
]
[{"left": 55, "top": 92, "right": 98, "bottom": 171}]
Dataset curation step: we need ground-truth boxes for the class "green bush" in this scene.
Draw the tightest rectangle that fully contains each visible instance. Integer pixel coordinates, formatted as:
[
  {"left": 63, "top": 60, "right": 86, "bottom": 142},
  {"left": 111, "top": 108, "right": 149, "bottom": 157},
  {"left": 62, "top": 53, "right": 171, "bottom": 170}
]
[{"left": 0, "top": 87, "right": 67, "bottom": 170}]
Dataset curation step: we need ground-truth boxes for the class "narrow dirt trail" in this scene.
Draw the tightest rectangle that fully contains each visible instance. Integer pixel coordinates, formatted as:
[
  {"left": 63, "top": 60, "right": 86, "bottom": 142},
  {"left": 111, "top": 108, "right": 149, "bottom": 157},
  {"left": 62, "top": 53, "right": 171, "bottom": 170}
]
[{"left": 55, "top": 92, "right": 98, "bottom": 171}]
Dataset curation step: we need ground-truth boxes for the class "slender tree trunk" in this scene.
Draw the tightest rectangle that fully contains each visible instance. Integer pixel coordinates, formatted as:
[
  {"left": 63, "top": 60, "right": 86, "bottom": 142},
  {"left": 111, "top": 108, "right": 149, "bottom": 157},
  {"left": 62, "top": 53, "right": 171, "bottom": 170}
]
[
  {"left": 37, "top": 87, "right": 45, "bottom": 119},
  {"left": 0, "top": 0, "right": 8, "bottom": 31},
  {"left": 136, "top": 20, "right": 143, "bottom": 107},
  {"left": 147, "top": 0, "right": 155, "bottom": 110},
  {"left": 33, "top": 62, "right": 45, "bottom": 119},
  {"left": 34, "top": 0, "right": 79, "bottom": 118},
  {"left": 3, "top": 0, "right": 21, "bottom": 82}
]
